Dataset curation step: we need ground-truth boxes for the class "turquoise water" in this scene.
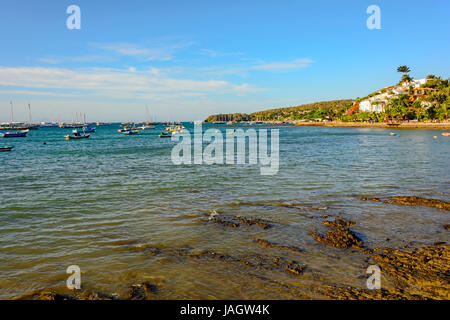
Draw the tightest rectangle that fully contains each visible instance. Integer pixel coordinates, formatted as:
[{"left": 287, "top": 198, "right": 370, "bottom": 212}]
[{"left": 0, "top": 124, "right": 449, "bottom": 299}]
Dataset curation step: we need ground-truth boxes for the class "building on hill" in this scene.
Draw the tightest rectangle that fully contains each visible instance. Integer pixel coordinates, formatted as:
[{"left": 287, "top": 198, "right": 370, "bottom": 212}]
[
  {"left": 356, "top": 78, "right": 431, "bottom": 113},
  {"left": 409, "top": 87, "right": 439, "bottom": 102}
]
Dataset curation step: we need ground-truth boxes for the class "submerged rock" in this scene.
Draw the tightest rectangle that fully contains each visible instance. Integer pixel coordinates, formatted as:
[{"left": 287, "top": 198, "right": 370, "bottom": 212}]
[
  {"left": 317, "top": 285, "right": 424, "bottom": 300},
  {"left": 254, "top": 239, "right": 303, "bottom": 253},
  {"left": 360, "top": 196, "right": 450, "bottom": 210},
  {"left": 207, "top": 213, "right": 273, "bottom": 230},
  {"left": 322, "top": 217, "right": 357, "bottom": 228},
  {"left": 311, "top": 217, "right": 363, "bottom": 249},
  {"left": 128, "top": 282, "right": 158, "bottom": 300},
  {"left": 17, "top": 289, "right": 118, "bottom": 300},
  {"left": 371, "top": 245, "right": 450, "bottom": 299}
]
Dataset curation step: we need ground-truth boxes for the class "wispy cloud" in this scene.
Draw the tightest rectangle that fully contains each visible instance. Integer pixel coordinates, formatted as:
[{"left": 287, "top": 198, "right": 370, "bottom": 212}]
[
  {"left": 252, "top": 58, "right": 314, "bottom": 72},
  {"left": 37, "top": 55, "right": 117, "bottom": 64},
  {"left": 95, "top": 40, "right": 195, "bottom": 61},
  {"left": 0, "top": 66, "right": 261, "bottom": 101},
  {"left": 199, "top": 49, "right": 245, "bottom": 58}
]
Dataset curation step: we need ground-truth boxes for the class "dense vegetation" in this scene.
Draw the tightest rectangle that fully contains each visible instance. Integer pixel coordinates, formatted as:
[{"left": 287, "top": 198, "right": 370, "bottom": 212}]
[
  {"left": 345, "top": 75, "right": 449, "bottom": 122},
  {"left": 205, "top": 68, "right": 449, "bottom": 123},
  {"left": 204, "top": 100, "right": 354, "bottom": 122}
]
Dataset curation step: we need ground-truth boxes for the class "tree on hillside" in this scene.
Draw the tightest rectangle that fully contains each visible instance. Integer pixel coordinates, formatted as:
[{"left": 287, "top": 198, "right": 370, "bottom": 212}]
[
  {"left": 397, "top": 65, "right": 412, "bottom": 84},
  {"left": 397, "top": 65, "right": 411, "bottom": 74}
]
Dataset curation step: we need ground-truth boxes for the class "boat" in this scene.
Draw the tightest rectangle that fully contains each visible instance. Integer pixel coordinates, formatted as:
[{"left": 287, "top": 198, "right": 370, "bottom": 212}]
[
  {"left": 79, "top": 126, "right": 96, "bottom": 133},
  {"left": 0, "top": 122, "right": 37, "bottom": 130},
  {"left": 0, "top": 146, "right": 14, "bottom": 152},
  {"left": 137, "top": 124, "right": 155, "bottom": 130},
  {"left": 123, "top": 130, "right": 139, "bottom": 135},
  {"left": 158, "top": 132, "right": 172, "bottom": 138},
  {"left": 442, "top": 132, "right": 450, "bottom": 137},
  {"left": 58, "top": 123, "right": 84, "bottom": 129},
  {"left": 65, "top": 131, "right": 90, "bottom": 140},
  {"left": 138, "top": 105, "right": 158, "bottom": 129},
  {"left": 0, "top": 130, "right": 28, "bottom": 138}
]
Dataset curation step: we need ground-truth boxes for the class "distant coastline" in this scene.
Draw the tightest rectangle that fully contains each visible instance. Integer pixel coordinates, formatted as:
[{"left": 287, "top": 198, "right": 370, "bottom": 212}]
[{"left": 295, "top": 120, "right": 450, "bottom": 129}]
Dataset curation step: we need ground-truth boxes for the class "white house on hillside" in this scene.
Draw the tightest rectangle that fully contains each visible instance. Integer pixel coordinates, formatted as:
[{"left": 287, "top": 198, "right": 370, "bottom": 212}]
[{"left": 358, "top": 78, "right": 429, "bottom": 113}]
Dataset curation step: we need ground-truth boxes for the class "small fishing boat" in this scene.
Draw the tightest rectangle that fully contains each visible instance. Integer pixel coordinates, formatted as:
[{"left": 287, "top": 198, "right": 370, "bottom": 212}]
[
  {"left": 80, "top": 126, "right": 96, "bottom": 133},
  {"left": 137, "top": 124, "right": 155, "bottom": 130},
  {"left": 123, "top": 130, "right": 139, "bottom": 135},
  {"left": 159, "top": 132, "right": 172, "bottom": 138},
  {"left": 0, "top": 146, "right": 14, "bottom": 152},
  {"left": 0, "top": 130, "right": 28, "bottom": 138},
  {"left": 442, "top": 132, "right": 450, "bottom": 137},
  {"left": 65, "top": 131, "right": 90, "bottom": 140}
]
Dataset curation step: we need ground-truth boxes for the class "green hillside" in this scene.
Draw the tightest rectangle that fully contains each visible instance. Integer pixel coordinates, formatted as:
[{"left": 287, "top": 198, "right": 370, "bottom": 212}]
[{"left": 204, "top": 99, "right": 354, "bottom": 122}]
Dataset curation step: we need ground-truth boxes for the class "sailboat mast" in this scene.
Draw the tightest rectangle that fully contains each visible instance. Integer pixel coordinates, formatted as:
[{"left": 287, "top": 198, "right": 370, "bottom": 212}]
[
  {"left": 145, "top": 105, "right": 150, "bottom": 123},
  {"left": 10, "top": 101, "right": 14, "bottom": 123},
  {"left": 28, "top": 103, "right": 32, "bottom": 124}
]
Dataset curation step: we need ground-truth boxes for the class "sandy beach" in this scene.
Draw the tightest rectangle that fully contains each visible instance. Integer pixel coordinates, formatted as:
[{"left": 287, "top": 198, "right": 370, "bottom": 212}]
[{"left": 294, "top": 121, "right": 450, "bottom": 130}]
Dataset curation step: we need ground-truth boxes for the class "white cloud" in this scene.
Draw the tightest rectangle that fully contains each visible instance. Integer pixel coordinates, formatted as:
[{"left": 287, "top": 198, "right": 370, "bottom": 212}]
[
  {"left": 0, "top": 66, "right": 260, "bottom": 101},
  {"left": 252, "top": 58, "right": 314, "bottom": 71},
  {"left": 37, "top": 55, "right": 117, "bottom": 64},
  {"left": 199, "top": 49, "right": 245, "bottom": 58},
  {"left": 95, "top": 40, "right": 195, "bottom": 61}
]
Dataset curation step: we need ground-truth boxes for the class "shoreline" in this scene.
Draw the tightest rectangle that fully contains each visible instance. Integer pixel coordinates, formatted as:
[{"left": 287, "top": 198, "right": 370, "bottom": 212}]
[
  {"left": 8, "top": 196, "right": 450, "bottom": 300},
  {"left": 294, "top": 121, "right": 450, "bottom": 129}
]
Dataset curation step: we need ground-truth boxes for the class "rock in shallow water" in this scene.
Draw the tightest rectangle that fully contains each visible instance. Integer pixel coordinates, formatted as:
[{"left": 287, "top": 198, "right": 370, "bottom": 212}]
[
  {"left": 311, "top": 217, "right": 364, "bottom": 249},
  {"left": 359, "top": 196, "right": 450, "bottom": 210}
]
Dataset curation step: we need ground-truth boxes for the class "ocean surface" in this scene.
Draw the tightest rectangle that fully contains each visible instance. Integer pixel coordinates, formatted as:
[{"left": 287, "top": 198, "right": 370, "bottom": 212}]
[{"left": 0, "top": 124, "right": 449, "bottom": 299}]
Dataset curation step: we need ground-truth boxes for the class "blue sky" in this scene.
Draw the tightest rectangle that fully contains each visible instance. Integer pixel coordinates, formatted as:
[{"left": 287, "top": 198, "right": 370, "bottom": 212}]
[{"left": 0, "top": 0, "right": 449, "bottom": 122}]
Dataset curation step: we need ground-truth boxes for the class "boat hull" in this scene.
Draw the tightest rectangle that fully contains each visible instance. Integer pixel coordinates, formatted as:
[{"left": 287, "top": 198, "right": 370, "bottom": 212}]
[
  {"left": 65, "top": 134, "right": 90, "bottom": 140},
  {"left": 0, "top": 131, "right": 28, "bottom": 138}
]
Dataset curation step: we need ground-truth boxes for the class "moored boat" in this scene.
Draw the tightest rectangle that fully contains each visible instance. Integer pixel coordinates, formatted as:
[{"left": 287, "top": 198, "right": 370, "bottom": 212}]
[
  {"left": 79, "top": 126, "right": 96, "bottom": 133},
  {"left": 0, "top": 146, "right": 14, "bottom": 152},
  {"left": 123, "top": 130, "right": 139, "bottom": 135},
  {"left": 158, "top": 131, "right": 172, "bottom": 138},
  {"left": 65, "top": 132, "right": 90, "bottom": 140},
  {"left": 0, "top": 130, "right": 28, "bottom": 138},
  {"left": 442, "top": 132, "right": 450, "bottom": 137}
]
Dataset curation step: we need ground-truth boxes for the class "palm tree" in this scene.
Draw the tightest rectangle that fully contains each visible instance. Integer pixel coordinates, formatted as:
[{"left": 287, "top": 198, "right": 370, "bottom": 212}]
[
  {"left": 397, "top": 65, "right": 411, "bottom": 74},
  {"left": 397, "top": 65, "right": 412, "bottom": 84}
]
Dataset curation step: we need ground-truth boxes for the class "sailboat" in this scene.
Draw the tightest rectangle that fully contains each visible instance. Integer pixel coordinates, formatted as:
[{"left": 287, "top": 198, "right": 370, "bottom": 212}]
[
  {"left": 123, "top": 123, "right": 139, "bottom": 135},
  {"left": 138, "top": 105, "right": 156, "bottom": 130},
  {"left": 0, "top": 102, "right": 38, "bottom": 130}
]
